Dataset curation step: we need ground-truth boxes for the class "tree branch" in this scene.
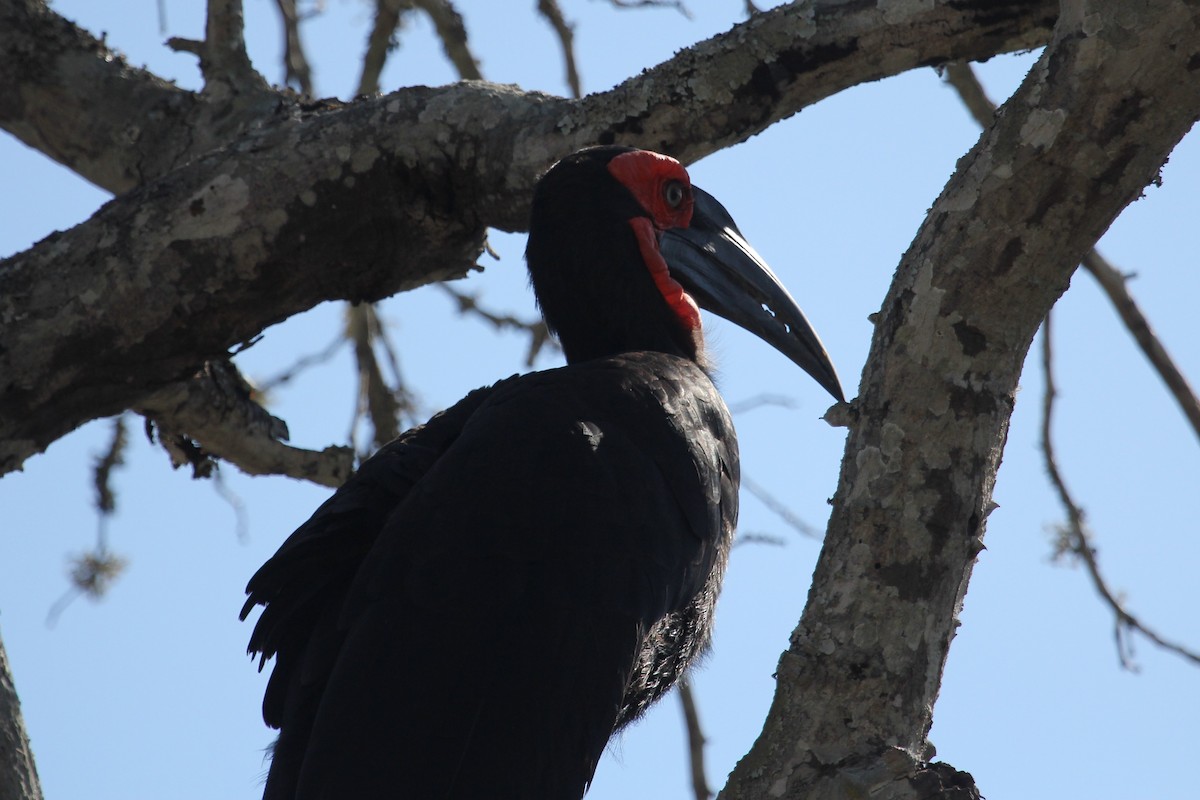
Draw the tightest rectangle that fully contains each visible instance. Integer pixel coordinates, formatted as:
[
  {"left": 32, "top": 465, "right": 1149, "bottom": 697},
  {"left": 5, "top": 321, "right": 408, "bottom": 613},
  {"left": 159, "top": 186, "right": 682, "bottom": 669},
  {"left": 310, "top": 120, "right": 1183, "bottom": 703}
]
[
  {"left": 942, "top": 61, "right": 1200, "bottom": 444},
  {"left": 136, "top": 360, "right": 355, "bottom": 487},
  {"left": 0, "top": 1, "right": 1059, "bottom": 474},
  {"left": 722, "top": 1, "right": 1200, "bottom": 797},
  {"left": 678, "top": 677, "right": 712, "bottom": 800},
  {"left": 1040, "top": 314, "right": 1200, "bottom": 669},
  {"left": 1080, "top": 251, "right": 1200, "bottom": 443},
  {"left": 0, "top": 0, "right": 200, "bottom": 193},
  {"left": 537, "top": 0, "right": 582, "bottom": 99},
  {"left": 273, "top": 0, "right": 315, "bottom": 95},
  {"left": 358, "top": 0, "right": 410, "bottom": 97},
  {"left": 0, "top": 627, "right": 42, "bottom": 800},
  {"left": 414, "top": 0, "right": 482, "bottom": 81}
]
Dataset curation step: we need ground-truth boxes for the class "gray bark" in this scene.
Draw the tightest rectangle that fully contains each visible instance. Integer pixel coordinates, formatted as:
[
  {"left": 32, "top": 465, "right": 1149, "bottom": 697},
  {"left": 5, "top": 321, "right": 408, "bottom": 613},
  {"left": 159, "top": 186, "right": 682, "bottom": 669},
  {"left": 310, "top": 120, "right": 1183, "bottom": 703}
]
[
  {"left": 721, "top": 1, "right": 1200, "bottom": 797},
  {"left": 0, "top": 628, "right": 42, "bottom": 800},
  {"left": 0, "top": 0, "right": 1056, "bottom": 476},
  {"left": 3, "top": 1, "right": 1198, "bottom": 799}
]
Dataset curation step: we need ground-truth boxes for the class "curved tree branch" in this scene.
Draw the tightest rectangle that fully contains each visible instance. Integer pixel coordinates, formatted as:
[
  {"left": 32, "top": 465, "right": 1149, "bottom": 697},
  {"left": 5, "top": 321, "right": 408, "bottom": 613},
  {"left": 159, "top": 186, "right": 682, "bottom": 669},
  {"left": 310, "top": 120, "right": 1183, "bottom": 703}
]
[
  {"left": 722, "top": 1, "right": 1200, "bottom": 797},
  {"left": 0, "top": 1, "right": 1059, "bottom": 476}
]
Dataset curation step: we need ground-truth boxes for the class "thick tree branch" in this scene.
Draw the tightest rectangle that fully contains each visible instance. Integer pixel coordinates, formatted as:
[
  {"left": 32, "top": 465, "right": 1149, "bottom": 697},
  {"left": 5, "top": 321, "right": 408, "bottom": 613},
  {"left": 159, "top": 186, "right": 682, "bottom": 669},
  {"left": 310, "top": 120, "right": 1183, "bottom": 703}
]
[
  {"left": 0, "top": 1, "right": 1058, "bottom": 474},
  {"left": 944, "top": 61, "right": 1200, "bottom": 443},
  {"left": 0, "top": 0, "right": 198, "bottom": 192},
  {"left": 721, "top": 1, "right": 1200, "bottom": 798}
]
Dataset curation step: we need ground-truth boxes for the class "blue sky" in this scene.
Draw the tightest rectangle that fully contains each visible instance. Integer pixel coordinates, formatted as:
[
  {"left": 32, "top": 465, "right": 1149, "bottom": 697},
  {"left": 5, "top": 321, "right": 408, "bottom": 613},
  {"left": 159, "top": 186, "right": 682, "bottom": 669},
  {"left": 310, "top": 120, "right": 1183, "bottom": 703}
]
[{"left": 2, "top": 2, "right": 1198, "bottom": 798}]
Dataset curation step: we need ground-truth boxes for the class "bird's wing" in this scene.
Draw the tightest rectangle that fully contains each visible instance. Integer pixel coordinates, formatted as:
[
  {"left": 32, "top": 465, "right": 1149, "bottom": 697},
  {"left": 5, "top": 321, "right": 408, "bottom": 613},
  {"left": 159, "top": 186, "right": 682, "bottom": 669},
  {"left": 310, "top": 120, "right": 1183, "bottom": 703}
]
[
  {"left": 278, "top": 353, "right": 734, "bottom": 800},
  {"left": 242, "top": 380, "right": 504, "bottom": 732}
]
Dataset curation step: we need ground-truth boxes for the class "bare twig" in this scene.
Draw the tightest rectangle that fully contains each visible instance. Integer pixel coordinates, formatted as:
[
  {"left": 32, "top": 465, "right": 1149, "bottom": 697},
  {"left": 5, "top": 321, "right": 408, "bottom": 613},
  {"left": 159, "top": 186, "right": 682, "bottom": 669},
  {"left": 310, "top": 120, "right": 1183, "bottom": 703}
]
[
  {"left": 273, "top": 0, "right": 315, "bottom": 95},
  {"left": 212, "top": 468, "right": 251, "bottom": 542},
  {"left": 413, "top": 0, "right": 482, "bottom": 80},
  {"left": 92, "top": 415, "right": 128, "bottom": 523},
  {"left": 732, "top": 532, "right": 787, "bottom": 548},
  {"left": 606, "top": 0, "right": 693, "bottom": 19},
  {"left": 258, "top": 334, "right": 347, "bottom": 392},
  {"left": 358, "top": 0, "right": 412, "bottom": 96},
  {"left": 1081, "top": 251, "right": 1200, "bottom": 444},
  {"left": 940, "top": 61, "right": 996, "bottom": 128},
  {"left": 48, "top": 418, "right": 132, "bottom": 624},
  {"left": 168, "top": 0, "right": 268, "bottom": 96},
  {"left": 1040, "top": 313, "right": 1200, "bottom": 669},
  {"left": 742, "top": 475, "right": 823, "bottom": 540},
  {"left": 677, "top": 677, "right": 712, "bottom": 800},
  {"left": 727, "top": 394, "right": 801, "bottom": 415},
  {"left": 439, "top": 284, "right": 558, "bottom": 367},
  {"left": 346, "top": 303, "right": 403, "bottom": 450},
  {"left": 536, "top": 0, "right": 582, "bottom": 99}
]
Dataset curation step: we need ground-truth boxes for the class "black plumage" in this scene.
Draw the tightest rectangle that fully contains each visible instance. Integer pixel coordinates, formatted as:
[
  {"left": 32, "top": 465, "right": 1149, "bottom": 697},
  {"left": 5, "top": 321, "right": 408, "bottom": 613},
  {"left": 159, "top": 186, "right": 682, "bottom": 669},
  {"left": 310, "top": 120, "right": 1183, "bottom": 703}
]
[{"left": 243, "top": 146, "right": 841, "bottom": 799}]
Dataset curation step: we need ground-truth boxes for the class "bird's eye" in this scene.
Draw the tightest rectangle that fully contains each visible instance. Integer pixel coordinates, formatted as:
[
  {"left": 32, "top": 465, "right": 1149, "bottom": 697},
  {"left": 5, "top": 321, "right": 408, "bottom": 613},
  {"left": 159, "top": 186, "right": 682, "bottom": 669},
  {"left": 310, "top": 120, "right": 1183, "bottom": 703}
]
[{"left": 663, "top": 180, "right": 686, "bottom": 208}]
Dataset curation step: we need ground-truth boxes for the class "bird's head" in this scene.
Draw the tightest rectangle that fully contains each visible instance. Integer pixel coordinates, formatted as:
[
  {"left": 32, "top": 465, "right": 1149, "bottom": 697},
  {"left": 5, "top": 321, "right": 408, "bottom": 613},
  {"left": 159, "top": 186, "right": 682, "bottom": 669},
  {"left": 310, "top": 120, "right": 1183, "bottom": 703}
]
[{"left": 526, "top": 146, "right": 843, "bottom": 402}]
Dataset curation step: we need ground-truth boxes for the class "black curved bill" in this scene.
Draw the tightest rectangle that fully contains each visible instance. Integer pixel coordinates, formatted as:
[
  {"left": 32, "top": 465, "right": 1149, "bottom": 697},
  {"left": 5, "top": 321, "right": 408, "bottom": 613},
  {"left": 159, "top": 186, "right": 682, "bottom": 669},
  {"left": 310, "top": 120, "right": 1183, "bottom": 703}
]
[{"left": 660, "top": 187, "right": 845, "bottom": 402}]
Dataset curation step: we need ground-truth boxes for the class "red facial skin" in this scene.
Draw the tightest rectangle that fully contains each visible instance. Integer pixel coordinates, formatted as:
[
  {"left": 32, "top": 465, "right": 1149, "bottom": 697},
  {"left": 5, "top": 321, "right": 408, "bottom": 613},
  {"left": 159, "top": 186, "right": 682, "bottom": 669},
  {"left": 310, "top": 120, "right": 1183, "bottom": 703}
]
[{"left": 606, "top": 150, "right": 701, "bottom": 331}]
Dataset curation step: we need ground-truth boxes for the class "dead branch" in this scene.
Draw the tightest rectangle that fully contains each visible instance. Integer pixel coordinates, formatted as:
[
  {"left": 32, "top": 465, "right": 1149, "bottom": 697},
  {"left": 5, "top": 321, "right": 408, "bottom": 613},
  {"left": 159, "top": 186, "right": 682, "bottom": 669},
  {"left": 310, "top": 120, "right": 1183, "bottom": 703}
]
[
  {"left": 1080, "top": 251, "right": 1200, "bottom": 444},
  {"left": 678, "top": 677, "right": 712, "bottom": 800},
  {"left": 742, "top": 475, "right": 822, "bottom": 540},
  {"left": 439, "top": 284, "right": 557, "bottom": 367},
  {"left": 413, "top": 0, "right": 481, "bottom": 80},
  {"left": 1040, "top": 313, "right": 1200, "bottom": 669},
  {"left": 358, "top": 0, "right": 411, "bottom": 96},
  {"left": 607, "top": 0, "right": 692, "bottom": 19},
  {"left": 136, "top": 360, "right": 355, "bottom": 487},
  {"left": 346, "top": 303, "right": 402, "bottom": 449},
  {"left": 273, "top": 0, "right": 315, "bottom": 95},
  {"left": 536, "top": 0, "right": 582, "bottom": 99}
]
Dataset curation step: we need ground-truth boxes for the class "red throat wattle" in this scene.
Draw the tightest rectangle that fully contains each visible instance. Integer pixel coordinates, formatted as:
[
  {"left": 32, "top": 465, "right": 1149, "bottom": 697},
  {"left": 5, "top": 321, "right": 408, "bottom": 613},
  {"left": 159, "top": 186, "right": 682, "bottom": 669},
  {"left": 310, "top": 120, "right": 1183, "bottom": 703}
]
[
  {"left": 627, "top": 217, "right": 701, "bottom": 331},
  {"left": 606, "top": 150, "right": 701, "bottom": 331}
]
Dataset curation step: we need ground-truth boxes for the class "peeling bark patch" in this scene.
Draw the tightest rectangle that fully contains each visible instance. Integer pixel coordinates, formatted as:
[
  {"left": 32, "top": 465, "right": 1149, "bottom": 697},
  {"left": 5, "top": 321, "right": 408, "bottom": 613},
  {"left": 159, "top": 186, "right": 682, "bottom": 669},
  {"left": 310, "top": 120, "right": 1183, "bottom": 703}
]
[
  {"left": 951, "top": 320, "right": 986, "bottom": 356},
  {"left": 1019, "top": 107, "right": 1067, "bottom": 149}
]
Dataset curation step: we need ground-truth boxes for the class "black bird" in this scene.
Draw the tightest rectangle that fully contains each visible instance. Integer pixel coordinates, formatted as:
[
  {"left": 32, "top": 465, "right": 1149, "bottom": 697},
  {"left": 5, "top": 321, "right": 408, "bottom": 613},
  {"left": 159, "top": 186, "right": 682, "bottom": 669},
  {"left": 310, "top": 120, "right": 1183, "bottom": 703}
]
[{"left": 242, "top": 146, "right": 842, "bottom": 800}]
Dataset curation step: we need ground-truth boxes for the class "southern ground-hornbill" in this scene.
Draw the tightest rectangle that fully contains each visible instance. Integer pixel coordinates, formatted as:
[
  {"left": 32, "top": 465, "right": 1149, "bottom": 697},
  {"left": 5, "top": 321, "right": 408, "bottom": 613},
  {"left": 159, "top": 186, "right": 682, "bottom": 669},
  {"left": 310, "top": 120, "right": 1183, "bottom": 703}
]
[{"left": 242, "top": 146, "right": 843, "bottom": 799}]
